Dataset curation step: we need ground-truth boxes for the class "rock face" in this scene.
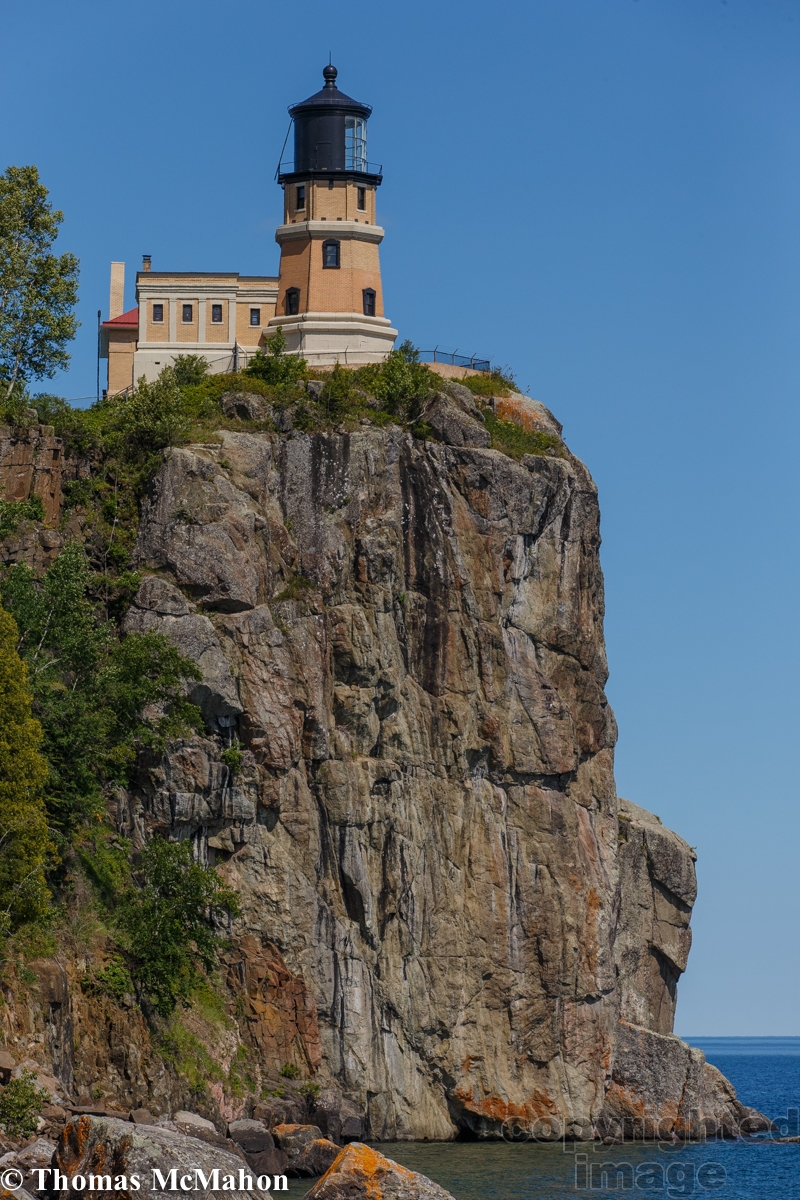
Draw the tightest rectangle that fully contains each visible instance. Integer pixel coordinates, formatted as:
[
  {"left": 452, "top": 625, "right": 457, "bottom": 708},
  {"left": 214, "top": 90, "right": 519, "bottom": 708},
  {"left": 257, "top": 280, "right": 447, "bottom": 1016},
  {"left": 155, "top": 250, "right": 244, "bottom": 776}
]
[
  {"left": 0, "top": 423, "right": 63, "bottom": 524},
  {"left": 0, "top": 411, "right": 759, "bottom": 1143},
  {"left": 108, "top": 420, "right": 752, "bottom": 1142}
]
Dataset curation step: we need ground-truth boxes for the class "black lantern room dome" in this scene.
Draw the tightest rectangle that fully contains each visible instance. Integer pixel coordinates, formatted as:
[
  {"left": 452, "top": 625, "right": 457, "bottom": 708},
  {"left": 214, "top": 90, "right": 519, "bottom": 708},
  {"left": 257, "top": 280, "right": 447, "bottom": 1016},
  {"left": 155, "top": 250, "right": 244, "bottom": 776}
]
[{"left": 278, "top": 65, "right": 382, "bottom": 185}]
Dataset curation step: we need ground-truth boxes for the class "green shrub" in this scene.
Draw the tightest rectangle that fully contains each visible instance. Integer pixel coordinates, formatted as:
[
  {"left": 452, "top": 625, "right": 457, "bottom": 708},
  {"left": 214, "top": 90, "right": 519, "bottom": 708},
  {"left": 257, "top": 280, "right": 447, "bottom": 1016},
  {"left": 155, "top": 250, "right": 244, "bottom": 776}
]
[
  {"left": 116, "top": 837, "right": 240, "bottom": 1017},
  {"left": 0, "top": 1069, "right": 49, "bottom": 1135},
  {"left": 299, "top": 1081, "right": 321, "bottom": 1100},
  {"left": 355, "top": 340, "right": 433, "bottom": 420},
  {"left": 0, "top": 495, "right": 44, "bottom": 539},
  {"left": 480, "top": 408, "right": 564, "bottom": 461},
  {"left": 279, "top": 1062, "right": 301, "bottom": 1079},
  {"left": 245, "top": 327, "right": 307, "bottom": 387},
  {"left": 81, "top": 955, "right": 134, "bottom": 1001},
  {"left": 220, "top": 741, "right": 243, "bottom": 775},
  {"left": 172, "top": 355, "right": 209, "bottom": 387},
  {"left": 458, "top": 369, "right": 516, "bottom": 398}
]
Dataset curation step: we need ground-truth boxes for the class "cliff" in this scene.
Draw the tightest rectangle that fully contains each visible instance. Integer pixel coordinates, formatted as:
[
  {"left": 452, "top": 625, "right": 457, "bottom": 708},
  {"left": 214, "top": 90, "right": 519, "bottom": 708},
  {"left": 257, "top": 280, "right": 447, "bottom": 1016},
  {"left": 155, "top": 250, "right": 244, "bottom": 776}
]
[{"left": 0, "top": 399, "right": 764, "bottom": 1142}]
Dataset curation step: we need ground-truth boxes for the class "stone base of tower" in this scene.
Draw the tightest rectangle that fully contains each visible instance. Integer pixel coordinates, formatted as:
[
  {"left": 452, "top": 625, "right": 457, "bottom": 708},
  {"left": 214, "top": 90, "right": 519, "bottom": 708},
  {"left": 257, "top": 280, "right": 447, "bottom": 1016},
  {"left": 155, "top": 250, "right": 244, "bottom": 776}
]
[{"left": 267, "top": 312, "right": 397, "bottom": 367}]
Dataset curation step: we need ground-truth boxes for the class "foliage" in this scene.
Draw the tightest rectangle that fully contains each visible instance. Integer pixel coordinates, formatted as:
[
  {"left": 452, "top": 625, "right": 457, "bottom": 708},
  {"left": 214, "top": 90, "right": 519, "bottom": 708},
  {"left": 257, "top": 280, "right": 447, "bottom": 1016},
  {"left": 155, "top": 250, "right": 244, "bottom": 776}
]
[
  {"left": 112, "top": 838, "right": 239, "bottom": 1016},
  {"left": 480, "top": 408, "right": 565, "bottom": 461},
  {"left": 156, "top": 1016, "right": 225, "bottom": 1095},
  {"left": 319, "top": 362, "right": 354, "bottom": 417},
  {"left": 299, "top": 1081, "right": 321, "bottom": 1100},
  {"left": 172, "top": 355, "right": 209, "bottom": 387},
  {"left": 0, "top": 165, "right": 80, "bottom": 398},
  {"left": 81, "top": 954, "right": 134, "bottom": 1001},
  {"left": 0, "top": 606, "right": 52, "bottom": 933},
  {"left": 0, "top": 1068, "right": 49, "bottom": 1135},
  {"left": 220, "top": 741, "right": 243, "bottom": 775},
  {"left": 1, "top": 544, "right": 202, "bottom": 836},
  {"left": 279, "top": 1062, "right": 301, "bottom": 1079},
  {"left": 458, "top": 369, "right": 516, "bottom": 398},
  {"left": 355, "top": 340, "right": 433, "bottom": 420},
  {"left": 0, "top": 495, "right": 44, "bottom": 539},
  {"left": 245, "top": 327, "right": 307, "bottom": 388},
  {"left": 111, "top": 369, "right": 191, "bottom": 458}
]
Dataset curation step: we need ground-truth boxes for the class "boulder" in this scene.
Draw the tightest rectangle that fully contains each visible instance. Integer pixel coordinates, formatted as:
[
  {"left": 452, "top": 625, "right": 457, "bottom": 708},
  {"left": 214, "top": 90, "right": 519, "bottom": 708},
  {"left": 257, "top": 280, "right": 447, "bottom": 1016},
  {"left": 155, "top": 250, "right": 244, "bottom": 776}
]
[
  {"left": 292, "top": 1138, "right": 339, "bottom": 1177},
  {"left": 51, "top": 1115, "right": 271, "bottom": 1200},
  {"left": 312, "top": 1089, "right": 365, "bottom": 1144},
  {"left": 221, "top": 393, "right": 268, "bottom": 422},
  {"left": 0, "top": 1138, "right": 58, "bottom": 1192},
  {"left": 304, "top": 1143, "right": 456, "bottom": 1199},
  {"left": 129, "top": 1110, "right": 154, "bottom": 1126},
  {"left": 271, "top": 1124, "right": 337, "bottom": 1175},
  {"left": 227, "top": 1119, "right": 275, "bottom": 1154},
  {"left": 252, "top": 1097, "right": 305, "bottom": 1129},
  {"left": 423, "top": 394, "right": 490, "bottom": 448},
  {"left": 172, "top": 1110, "right": 216, "bottom": 1133},
  {"left": 242, "top": 1148, "right": 289, "bottom": 1179},
  {"left": 271, "top": 1123, "right": 322, "bottom": 1158}
]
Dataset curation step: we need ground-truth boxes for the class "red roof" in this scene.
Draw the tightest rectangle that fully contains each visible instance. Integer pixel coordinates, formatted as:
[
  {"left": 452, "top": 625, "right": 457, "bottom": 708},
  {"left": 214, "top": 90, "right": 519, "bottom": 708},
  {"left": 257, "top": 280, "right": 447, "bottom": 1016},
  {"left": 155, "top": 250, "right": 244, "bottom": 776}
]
[{"left": 102, "top": 306, "right": 139, "bottom": 328}]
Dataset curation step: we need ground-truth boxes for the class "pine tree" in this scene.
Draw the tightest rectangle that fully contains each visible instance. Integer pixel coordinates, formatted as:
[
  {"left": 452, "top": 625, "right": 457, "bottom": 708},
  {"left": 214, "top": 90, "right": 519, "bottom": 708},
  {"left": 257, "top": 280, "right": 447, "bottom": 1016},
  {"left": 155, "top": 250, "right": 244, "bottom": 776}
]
[{"left": 0, "top": 604, "right": 51, "bottom": 932}]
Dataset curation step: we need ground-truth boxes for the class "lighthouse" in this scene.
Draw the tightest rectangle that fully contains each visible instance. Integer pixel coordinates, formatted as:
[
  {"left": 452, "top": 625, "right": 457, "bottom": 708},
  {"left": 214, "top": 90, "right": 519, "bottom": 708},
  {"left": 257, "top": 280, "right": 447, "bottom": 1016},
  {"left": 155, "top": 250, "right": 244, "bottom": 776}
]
[{"left": 268, "top": 65, "right": 398, "bottom": 366}]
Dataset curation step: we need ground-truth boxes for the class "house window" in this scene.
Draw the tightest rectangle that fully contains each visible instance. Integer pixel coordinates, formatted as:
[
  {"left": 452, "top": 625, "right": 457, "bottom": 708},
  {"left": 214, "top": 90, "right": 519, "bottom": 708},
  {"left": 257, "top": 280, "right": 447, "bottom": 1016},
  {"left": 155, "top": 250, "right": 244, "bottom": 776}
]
[
  {"left": 152, "top": 303, "right": 164, "bottom": 323},
  {"left": 362, "top": 288, "right": 376, "bottom": 317},
  {"left": 250, "top": 308, "right": 261, "bottom": 327},
  {"left": 322, "top": 239, "right": 340, "bottom": 269},
  {"left": 182, "top": 303, "right": 193, "bottom": 323},
  {"left": 357, "top": 187, "right": 366, "bottom": 211},
  {"left": 211, "top": 303, "right": 223, "bottom": 323},
  {"left": 296, "top": 185, "right": 305, "bottom": 210},
  {"left": 286, "top": 288, "right": 300, "bottom": 316}
]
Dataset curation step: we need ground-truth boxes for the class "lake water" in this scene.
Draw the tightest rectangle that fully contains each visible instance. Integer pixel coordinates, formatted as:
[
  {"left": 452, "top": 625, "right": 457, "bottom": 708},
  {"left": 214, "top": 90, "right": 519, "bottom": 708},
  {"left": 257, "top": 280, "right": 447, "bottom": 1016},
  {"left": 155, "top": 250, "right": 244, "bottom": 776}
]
[{"left": 285, "top": 1039, "right": 800, "bottom": 1198}]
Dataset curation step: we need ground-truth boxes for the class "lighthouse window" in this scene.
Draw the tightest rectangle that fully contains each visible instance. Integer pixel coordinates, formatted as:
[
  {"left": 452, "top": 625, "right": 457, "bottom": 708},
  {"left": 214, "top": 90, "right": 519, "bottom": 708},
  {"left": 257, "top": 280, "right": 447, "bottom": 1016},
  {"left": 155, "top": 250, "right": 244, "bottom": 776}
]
[
  {"left": 322, "top": 239, "right": 340, "bottom": 269},
  {"left": 345, "top": 116, "right": 367, "bottom": 172},
  {"left": 182, "top": 304, "right": 193, "bottom": 323},
  {"left": 152, "top": 303, "right": 164, "bottom": 323},
  {"left": 362, "top": 289, "right": 376, "bottom": 317},
  {"left": 211, "top": 304, "right": 223, "bottom": 323},
  {"left": 286, "top": 288, "right": 300, "bottom": 316},
  {"left": 296, "top": 185, "right": 305, "bottom": 210},
  {"left": 357, "top": 187, "right": 366, "bottom": 211},
  {"left": 250, "top": 308, "right": 261, "bottom": 327}
]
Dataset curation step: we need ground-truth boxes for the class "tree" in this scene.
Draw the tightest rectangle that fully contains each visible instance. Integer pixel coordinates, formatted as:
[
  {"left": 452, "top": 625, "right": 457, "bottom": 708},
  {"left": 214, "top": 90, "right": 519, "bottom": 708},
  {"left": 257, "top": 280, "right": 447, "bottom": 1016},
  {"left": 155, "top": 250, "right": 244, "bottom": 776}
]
[
  {"left": 0, "top": 604, "right": 52, "bottom": 933},
  {"left": 114, "top": 368, "right": 190, "bottom": 456},
  {"left": 116, "top": 838, "right": 239, "bottom": 1016},
  {"left": 0, "top": 166, "right": 80, "bottom": 399},
  {"left": 1, "top": 543, "right": 202, "bottom": 836}
]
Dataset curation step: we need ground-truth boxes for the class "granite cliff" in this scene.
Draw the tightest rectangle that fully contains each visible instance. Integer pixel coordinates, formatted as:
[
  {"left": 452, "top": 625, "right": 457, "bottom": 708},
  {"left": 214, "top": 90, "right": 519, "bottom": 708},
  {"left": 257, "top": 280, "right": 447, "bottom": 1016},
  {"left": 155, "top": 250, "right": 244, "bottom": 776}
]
[{"left": 0, "top": 390, "right": 764, "bottom": 1142}]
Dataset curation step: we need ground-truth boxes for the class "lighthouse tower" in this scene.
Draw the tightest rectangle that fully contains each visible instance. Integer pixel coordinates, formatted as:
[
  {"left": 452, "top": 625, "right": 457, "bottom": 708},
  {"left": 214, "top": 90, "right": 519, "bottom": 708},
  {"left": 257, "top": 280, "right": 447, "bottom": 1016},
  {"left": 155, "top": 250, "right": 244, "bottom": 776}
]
[{"left": 268, "top": 65, "right": 397, "bottom": 366}]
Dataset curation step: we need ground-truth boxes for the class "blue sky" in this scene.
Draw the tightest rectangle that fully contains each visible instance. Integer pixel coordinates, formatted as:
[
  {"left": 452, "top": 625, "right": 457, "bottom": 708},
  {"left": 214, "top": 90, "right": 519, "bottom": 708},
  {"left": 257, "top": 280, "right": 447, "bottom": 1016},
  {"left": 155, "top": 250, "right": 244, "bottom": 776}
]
[{"left": 2, "top": 0, "right": 799, "bottom": 1035}]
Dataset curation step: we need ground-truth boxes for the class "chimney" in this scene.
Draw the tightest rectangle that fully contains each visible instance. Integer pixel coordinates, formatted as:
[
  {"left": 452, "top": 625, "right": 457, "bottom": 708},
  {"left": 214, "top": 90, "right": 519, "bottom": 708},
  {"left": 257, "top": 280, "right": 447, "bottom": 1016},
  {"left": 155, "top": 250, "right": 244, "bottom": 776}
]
[
  {"left": 109, "top": 262, "right": 125, "bottom": 319},
  {"left": 142, "top": 254, "right": 152, "bottom": 273}
]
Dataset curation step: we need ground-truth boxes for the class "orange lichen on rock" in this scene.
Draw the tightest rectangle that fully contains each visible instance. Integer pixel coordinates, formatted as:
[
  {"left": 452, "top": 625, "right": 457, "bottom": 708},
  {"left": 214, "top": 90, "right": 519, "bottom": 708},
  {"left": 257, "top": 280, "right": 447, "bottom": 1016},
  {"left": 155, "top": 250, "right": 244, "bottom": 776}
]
[
  {"left": 453, "top": 1085, "right": 559, "bottom": 1123},
  {"left": 495, "top": 395, "right": 547, "bottom": 432},
  {"left": 305, "top": 1142, "right": 454, "bottom": 1199}
]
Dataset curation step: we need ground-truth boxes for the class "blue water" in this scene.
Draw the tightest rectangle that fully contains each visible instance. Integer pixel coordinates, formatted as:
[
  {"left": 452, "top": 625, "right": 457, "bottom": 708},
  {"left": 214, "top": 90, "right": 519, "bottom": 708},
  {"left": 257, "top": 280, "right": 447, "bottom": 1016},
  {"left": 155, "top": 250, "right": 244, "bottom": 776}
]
[{"left": 287, "top": 1040, "right": 800, "bottom": 1198}]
